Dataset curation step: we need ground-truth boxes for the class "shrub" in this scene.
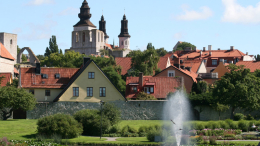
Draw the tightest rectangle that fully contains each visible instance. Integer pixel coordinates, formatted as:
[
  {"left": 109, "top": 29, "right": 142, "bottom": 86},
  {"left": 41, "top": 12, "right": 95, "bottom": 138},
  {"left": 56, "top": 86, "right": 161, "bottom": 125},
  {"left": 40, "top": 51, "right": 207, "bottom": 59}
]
[
  {"left": 146, "top": 129, "right": 162, "bottom": 142},
  {"left": 0, "top": 137, "right": 12, "bottom": 146},
  {"left": 109, "top": 125, "right": 121, "bottom": 134},
  {"left": 121, "top": 125, "right": 137, "bottom": 135},
  {"left": 74, "top": 109, "right": 111, "bottom": 136},
  {"left": 219, "top": 121, "right": 230, "bottom": 129},
  {"left": 246, "top": 114, "right": 254, "bottom": 120},
  {"left": 238, "top": 120, "right": 249, "bottom": 132},
  {"left": 194, "top": 123, "right": 205, "bottom": 130},
  {"left": 224, "top": 134, "right": 235, "bottom": 138},
  {"left": 136, "top": 92, "right": 157, "bottom": 100},
  {"left": 209, "top": 136, "right": 217, "bottom": 145},
  {"left": 234, "top": 113, "right": 245, "bottom": 121},
  {"left": 102, "top": 103, "right": 121, "bottom": 126},
  {"left": 138, "top": 126, "right": 148, "bottom": 133},
  {"left": 37, "top": 113, "right": 83, "bottom": 138}
]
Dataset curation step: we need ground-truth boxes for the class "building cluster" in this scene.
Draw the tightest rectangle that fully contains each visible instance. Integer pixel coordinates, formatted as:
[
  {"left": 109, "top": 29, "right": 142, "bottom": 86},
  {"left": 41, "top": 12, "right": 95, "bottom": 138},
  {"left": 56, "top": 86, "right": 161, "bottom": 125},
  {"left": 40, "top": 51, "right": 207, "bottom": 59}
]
[{"left": 1, "top": 0, "right": 260, "bottom": 119}]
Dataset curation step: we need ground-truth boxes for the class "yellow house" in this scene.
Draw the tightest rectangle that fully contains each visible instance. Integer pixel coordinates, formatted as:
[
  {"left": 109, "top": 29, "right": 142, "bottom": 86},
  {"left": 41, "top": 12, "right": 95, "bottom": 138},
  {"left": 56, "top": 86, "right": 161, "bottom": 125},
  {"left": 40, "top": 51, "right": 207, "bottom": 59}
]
[
  {"left": 19, "top": 58, "right": 126, "bottom": 103},
  {"left": 212, "top": 62, "right": 230, "bottom": 79}
]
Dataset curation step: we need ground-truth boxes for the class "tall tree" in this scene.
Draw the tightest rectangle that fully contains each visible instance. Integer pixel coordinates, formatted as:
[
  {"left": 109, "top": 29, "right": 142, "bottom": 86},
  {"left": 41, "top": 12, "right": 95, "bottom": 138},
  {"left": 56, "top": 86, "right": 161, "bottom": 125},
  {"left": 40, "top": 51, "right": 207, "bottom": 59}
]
[
  {"left": 156, "top": 47, "right": 168, "bottom": 57},
  {"left": 0, "top": 86, "right": 36, "bottom": 120},
  {"left": 255, "top": 54, "right": 260, "bottom": 61},
  {"left": 129, "top": 43, "right": 160, "bottom": 76},
  {"left": 213, "top": 64, "right": 260, "bottom": 119},
  {"left": 175, "top": 42, "right": 196, "bottom": 52},
  {"left": 44, "top": 35, "right": 59, "bottom": 57}
]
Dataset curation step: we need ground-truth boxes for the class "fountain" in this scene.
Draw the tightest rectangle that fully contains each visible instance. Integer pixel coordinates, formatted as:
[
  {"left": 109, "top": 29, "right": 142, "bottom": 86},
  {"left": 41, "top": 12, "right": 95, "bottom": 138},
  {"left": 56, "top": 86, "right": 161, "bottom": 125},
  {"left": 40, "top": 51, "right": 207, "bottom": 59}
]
[{"left": 163, "top": 90, "right": 192, "bottom": 146}]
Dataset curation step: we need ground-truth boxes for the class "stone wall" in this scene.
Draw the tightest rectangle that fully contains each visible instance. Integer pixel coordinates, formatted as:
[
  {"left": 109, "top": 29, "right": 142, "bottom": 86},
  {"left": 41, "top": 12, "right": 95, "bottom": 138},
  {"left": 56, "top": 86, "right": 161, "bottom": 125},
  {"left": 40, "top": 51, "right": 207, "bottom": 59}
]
[
  {"left": 0, "top": 33, "right": 17, "bottom": 63},
  {"left": 27, "top": 101, "right": 260, "bottom": 120}
]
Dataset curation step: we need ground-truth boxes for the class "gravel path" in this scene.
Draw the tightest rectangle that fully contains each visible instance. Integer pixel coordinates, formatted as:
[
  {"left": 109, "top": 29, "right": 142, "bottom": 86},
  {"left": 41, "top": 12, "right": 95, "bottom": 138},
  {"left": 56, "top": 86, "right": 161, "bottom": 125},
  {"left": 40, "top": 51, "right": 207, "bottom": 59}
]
[{"left": 104, "top": 137, "right": 119, "bottom": 141}]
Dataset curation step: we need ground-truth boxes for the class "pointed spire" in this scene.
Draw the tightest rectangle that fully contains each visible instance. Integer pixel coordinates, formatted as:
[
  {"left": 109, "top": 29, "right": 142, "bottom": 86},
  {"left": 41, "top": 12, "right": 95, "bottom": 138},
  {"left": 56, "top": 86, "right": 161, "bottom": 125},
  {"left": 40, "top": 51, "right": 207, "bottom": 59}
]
[
  {"left": 118, "top": 14, "right": 130, "bottom": 37},
  {"left": 74, "top": 0, "right": 96, "bottom": 27},
  {"left": 99, "top": 14, "right": 109, "bottom": 38}
]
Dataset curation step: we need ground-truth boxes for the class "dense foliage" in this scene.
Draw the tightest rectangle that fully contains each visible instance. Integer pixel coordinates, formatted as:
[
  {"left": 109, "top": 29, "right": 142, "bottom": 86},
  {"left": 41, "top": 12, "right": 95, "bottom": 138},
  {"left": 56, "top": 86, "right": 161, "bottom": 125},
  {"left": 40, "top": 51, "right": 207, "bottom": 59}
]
[
  {"left": 255, "top": 54, "right": 260, "bottom": 61},
  {"left": 0, "top": 86, "right": 36, "bottom": 120},
  {"left": 213, "top": 64, "right": 260, "bottom": 119},
  {"left": 37, "top": 113, "right": 83, "bottom": 138},
  {"left": 156, "top": 47, "right": 168, "bottom": 57},
  {"left": 102, "top": 103, "right": 121, "bottom": 126},
  {"left": 175, "top": 42, "right": 196, "bottom": 51},
  {"left": 44, "top": 35, "right": 60, "bottom": 57},
  {"left": 136, "top": 92, "right": 157, "bottom": 100},
  {"left": 127, "top": 43, "right": 160, "bottom": 76}
]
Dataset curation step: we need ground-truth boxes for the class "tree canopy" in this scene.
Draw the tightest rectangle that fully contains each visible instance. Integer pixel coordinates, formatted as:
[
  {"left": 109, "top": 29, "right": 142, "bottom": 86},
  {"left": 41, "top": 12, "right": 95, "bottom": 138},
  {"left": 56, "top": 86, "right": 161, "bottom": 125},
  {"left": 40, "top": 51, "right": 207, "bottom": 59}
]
[
  {"left": 0, "top": 86, "right": 36, "bottom": 120},
  {"left": 127, "top": 43, "right": 160, "bottom": 76},
  {"left": 255, "top": 54, "right": 260, "bottom": 61},
  {"left": 44, "top": 35, "right": 59, "bottom": 57},
  {"left": 213, "top": 64, "right": 260, "bottom": 119},
  {"left": 175, "top": 42, "right": 196, "bottom": 51}
]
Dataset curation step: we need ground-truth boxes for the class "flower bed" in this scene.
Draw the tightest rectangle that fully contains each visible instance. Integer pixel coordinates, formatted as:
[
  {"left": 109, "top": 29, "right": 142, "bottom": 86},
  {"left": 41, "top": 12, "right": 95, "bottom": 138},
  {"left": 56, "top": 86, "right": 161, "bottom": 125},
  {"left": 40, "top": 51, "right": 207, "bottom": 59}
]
[{"left": 189, "top": 128, "right": 242, "bottom": 137}]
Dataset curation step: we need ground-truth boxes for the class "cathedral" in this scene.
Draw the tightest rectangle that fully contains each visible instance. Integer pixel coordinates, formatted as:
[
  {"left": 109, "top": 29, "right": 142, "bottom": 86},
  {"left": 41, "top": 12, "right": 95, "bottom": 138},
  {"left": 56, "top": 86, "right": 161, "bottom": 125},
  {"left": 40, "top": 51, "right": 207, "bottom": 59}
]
[{"left": 69, "top": 0, "right": 131, "bottom": 57}]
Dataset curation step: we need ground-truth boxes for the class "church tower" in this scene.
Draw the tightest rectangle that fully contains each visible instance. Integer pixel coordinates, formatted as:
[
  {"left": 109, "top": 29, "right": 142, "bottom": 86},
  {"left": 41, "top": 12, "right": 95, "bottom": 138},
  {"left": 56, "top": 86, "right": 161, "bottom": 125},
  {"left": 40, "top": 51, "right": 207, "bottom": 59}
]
[
  {"left": 70, "top": 0, "right": 106, "bottom": 55},
  {"left": 99, "top": 15, "right": 109, "bottom": 44},
  {"left": 118, "top": 14, "right": 131, "bottom": 49}
]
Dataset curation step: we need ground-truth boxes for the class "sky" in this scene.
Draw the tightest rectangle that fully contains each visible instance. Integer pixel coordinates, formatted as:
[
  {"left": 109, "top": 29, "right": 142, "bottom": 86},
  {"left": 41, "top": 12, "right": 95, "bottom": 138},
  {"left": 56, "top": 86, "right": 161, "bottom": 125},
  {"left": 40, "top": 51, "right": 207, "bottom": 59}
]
[{"left": 1, "top": 0, "right": 260, "bottom": 56}]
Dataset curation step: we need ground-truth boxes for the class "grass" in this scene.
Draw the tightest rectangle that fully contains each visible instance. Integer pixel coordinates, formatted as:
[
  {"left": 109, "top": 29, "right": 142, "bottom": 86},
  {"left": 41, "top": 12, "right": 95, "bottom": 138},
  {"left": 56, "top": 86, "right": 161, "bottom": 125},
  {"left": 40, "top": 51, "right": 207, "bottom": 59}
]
[{"left": 217, "top": 141, "right": 260, "bottom": 145}]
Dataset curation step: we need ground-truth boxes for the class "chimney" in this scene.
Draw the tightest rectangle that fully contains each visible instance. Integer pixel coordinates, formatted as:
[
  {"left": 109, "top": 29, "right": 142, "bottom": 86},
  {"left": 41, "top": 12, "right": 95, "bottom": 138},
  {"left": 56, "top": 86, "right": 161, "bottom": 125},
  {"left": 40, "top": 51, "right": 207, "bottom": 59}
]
[
  {"left": 208, "top": 45, "right": 212, "bottom": 51},
  {"left": 203, "top": 47, "right": 206, "bottom": 51},
  {"left": 83, "top": 57, "right": 91, "bottom": 66},
  {"left": 209, "top": 52, "right": 212, "bottom": 56},
  {"left": 218, "top": 48, "right": 220, "bottom": 50},
  {"left": 174, "top": 58, "right": 180, "bottom": 68},
  {"left": 35, "top": 63, "right": 41, "bottom": 75},
  {"left": 200, "top": 51, "right": 202, "bottom": 56},
  {"left": 139, "top": 72, "right": 143, "bottom": 88},
  {"left": 246, "top": 52, "right": 248, "bottom": 55},
  {"left": 181, "top": 66, "right": 185, "bottom": 70},
  {"left": 185, "top": 67, "right": 191, "bottom": 72},
  {"left": 194, "top": 47, "right": 197, "bottom": 51},
  {"left": 230, "top": 46, "right": 234, "bottom": 51}
]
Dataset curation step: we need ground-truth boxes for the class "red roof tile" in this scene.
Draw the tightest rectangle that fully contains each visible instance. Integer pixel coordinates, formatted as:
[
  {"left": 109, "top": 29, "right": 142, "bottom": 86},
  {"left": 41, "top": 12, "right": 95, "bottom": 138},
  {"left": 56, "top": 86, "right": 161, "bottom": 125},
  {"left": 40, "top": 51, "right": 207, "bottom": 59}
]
[
  {"left": 20, "top": 67, "right": 79, "bottom": 89},
  {"left": 0, "top": 43, "right": 15, "bottom": 60},
  {"left": 157, "top": 57, "right": 169, "bottom": 70},
  {"left": 106, "top": 44, "right": 113, "bottom": 49},
  {"left": 235, "top": 61, "right": 260, "bottom": 72},
  {"left": 115, "top": 57, "right": 132, "bottom": 75},
  {"left": 179, "top": 60, "right": 202, "bottom": 73},
  {"left": 125, "top": 76, "right": 181, "bottom": 99},
  {"left": 0, "top": 73, "right": 11, "bottom": 86}
]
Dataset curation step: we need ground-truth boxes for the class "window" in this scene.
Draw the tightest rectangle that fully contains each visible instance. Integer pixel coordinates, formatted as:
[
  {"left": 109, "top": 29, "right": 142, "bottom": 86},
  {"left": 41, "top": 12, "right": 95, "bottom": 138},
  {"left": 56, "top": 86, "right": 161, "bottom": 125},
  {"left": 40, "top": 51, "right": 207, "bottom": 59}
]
[
  {"left": 144, "top": 87, "right": 154, "bottom": 94},
  {"left": 73, "top": 87, "right": 79, "bottom": 97},
  {"left": 87, "top": 87, "right": 93, "bottom": 97},
  {"left": 55, "top": 74, "right": 60, "bottom": 79},
  {"left": 88, "top": 72, "right": 95, "bottom": 79},
  {"left": 168, "top": 70, "right": 175, "bottom": 77},
  {"left": 10, "top": 39, "right": 12, "bottom": 44},
  {"left": 150, "top": 87, "right": 154, "bottom": 93},
  {"left": 76, "top": 32, "right": 79, "bottom": 42},
  {"left": 98, "top": 32, "right": 100, "bottom": 42},
  {"left": 42, "top": 74, "right": 48, "bottom": 79},
  {"left": 212, "top": 60, "right": 217, "bottom": 65},
  {"left": 89, "top": 31, "right": 92, "bottom": 42},
  {"left": 131, "top": 86, "right": 137, "bottom": 92},
  {"left": 125, "top": 40, "right": 127, "bottom": 45},
  {"left": 83, "top": 32, "right": 85, "bottom": 42},
  {"left": 101, "top": 33, "right": 103, "bottom": 42},
  {"left": 45, "top": 90, "right": 50, "bottom": 96},
  {"left": 100, "top": 87, "right": 106, "bottom": 97},
  {"left": 224, "top": 60, "right": 227, "bottom": 63},
  {"left": 122, "top": 41, "right": 124, "bottom": 45},
  {"left": 29, "top": 89, "right": 34, "bottom": 95}
]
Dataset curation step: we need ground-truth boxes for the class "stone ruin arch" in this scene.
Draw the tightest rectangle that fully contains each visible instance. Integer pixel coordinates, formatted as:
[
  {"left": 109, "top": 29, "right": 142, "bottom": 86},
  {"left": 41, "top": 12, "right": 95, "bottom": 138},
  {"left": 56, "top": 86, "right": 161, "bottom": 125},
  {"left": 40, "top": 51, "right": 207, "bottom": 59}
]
[{"left": 17, "top": 47, "right": 40, "bottom": 65}]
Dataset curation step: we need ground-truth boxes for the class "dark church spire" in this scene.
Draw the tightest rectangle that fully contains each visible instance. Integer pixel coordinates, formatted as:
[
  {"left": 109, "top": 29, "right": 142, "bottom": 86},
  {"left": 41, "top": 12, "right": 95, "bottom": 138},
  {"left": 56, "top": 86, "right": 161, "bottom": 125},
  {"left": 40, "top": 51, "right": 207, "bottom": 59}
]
[
  {"left": 99, "top": 15, "right": 109, "bottom": 38},
  {"left": 118, "top": 14, "right": 131, "bottom": 37},
  {"left": 74, "top": 0, "right": 96, "bottom": 27}
]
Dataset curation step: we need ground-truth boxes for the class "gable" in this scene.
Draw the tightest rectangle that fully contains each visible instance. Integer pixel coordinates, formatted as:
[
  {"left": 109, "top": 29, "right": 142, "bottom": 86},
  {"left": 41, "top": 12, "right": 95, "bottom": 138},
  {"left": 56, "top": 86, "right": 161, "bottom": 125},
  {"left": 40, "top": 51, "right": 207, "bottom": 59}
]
[
  {"left": 213, "top": 62, "right": 230, "bottom": 78},
  {"left": 57, "top": 61, "right": 125, "bottom": 102},
  {"left": 197, "top": 61, "right": 207, "bottom": 73}
]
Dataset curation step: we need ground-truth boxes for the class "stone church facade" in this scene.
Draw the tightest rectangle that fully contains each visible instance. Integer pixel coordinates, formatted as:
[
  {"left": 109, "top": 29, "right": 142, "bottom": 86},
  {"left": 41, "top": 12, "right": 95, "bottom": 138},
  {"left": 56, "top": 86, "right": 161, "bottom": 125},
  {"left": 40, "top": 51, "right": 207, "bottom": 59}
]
[{"left": 69, "top": 0, "right": 131, "bottom": 57}]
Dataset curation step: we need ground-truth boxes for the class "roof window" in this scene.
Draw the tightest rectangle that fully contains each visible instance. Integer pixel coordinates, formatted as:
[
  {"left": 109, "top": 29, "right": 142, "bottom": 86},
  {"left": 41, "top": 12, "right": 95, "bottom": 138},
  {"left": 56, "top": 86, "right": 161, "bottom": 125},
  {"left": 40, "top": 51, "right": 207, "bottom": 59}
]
[
  {"left": 42, "top": 74, "right": 48, "bottom": 79},
  {"left": 55, "top": 74, "right": 60, "bottom": 79}
]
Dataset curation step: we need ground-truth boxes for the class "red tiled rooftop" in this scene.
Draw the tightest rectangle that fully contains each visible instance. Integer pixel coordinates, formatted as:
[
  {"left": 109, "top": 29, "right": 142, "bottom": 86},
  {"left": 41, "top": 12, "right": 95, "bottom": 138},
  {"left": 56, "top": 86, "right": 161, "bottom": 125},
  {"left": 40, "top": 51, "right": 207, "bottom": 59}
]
[
  {"left": 158, "top": 57, "right": 169, "bottom": 70},
  {"left": 236, "top": 61, "right": 260, "bottom": 72},
  {"left": 0, "top": 43, "right": 15, "bottom": 60},
  {"left": 125, "top": 76, "right": 181, "bottom": 99},
  {"left": 115, "top": 57, "right": 132, "bottom": 75},
  {"left": 106, "top": 44, "right": 113, "bottom": 49},
  {"left": 0, "top": 73, "right": 11, "bottom": 87},
  {"left": 20, "top": 67, "right": 79, "bottom": 89}
]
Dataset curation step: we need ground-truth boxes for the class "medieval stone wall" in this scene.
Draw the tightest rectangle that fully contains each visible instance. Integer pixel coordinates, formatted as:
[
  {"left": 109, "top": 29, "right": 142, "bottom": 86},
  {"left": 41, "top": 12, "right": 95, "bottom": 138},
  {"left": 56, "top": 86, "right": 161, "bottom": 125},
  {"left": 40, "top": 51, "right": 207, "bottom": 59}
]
[
  {"left": 26, "top": 101, "right": 260, "bottom": 120},
  {"left": 0, "top": 33, "right": 17, "bottom": 63}
]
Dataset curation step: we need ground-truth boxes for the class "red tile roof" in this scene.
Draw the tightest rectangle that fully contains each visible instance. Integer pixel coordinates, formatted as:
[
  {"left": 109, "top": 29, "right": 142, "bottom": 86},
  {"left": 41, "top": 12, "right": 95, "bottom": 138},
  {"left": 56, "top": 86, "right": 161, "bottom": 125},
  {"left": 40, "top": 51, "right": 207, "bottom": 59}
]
[
  {"left": 0, "top": 43, "right": 15, "bottom": 60},
  {"left": 179, "top": 60, "right": 202, "bottom": 73},
  {"left": 235, "top": 61, "right": 260, "bottom": 72},
  {"left": 125, "top": 76, "right": 181, "bottom": 99},
  {"left": 116, "top": 57, "right": 171, "bottom": 75},
  {"left": 106, "top": 44, "right": 113, "bottom": 49},
  {"left": 20, "top": 67, "right": 79, "bottom": 89},
  {"left": 157, "top": 57, "right": 169, "bottom": 70},
  {"left": 115, "top": 57, "right": 132, "bottom": 75},
  {"left": 0, "top": 73, "right": 11, "bottom": 86}
]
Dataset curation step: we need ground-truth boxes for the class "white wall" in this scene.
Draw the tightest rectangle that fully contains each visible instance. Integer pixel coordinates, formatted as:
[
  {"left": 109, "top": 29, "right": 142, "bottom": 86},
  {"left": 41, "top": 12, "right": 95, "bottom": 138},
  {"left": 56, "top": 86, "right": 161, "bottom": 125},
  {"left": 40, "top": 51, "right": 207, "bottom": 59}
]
[
  {"left": 0, "top": 58, "right": 14, "bottom": 77},
  {"left": 0, "top": 33, "right": 17, "bottom": 63},
  {"left": 119, "top": 37, "right": 130, "bottom": 49}
]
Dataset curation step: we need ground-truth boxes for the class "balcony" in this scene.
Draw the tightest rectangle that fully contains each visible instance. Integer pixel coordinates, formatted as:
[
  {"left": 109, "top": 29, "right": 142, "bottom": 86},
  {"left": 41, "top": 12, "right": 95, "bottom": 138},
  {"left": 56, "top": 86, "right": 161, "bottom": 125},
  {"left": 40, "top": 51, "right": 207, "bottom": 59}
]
[{"left": 199, "top": 73, "right": 218, "bottom": 79}]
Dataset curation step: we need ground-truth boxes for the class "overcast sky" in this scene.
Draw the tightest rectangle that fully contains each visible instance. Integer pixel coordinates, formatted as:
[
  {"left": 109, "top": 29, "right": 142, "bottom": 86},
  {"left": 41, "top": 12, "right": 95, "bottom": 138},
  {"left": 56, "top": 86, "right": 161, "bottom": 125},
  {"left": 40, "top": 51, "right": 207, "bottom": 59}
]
[{"left": 1, "top": 0, "right": 260, "bottom": 56}]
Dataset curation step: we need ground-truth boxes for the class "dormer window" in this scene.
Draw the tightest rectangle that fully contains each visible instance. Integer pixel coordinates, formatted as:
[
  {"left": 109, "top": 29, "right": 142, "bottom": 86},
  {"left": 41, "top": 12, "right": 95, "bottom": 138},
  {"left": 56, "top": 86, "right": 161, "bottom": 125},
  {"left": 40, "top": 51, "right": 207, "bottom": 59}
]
[
  {"left": 131, "top": 86, "right": 137, "bottom": 92},
  {"left": 144, "top": 87, "right": 154, "bottom": 94},
  {"left": 55, "top": 74, "right": 60, "bottom": 79},
  {"left": 168, "top": 70, "right": 175, "bottom": 77},
  {"left": 42, "top": 74, "right": 48, "bottom": 79}
]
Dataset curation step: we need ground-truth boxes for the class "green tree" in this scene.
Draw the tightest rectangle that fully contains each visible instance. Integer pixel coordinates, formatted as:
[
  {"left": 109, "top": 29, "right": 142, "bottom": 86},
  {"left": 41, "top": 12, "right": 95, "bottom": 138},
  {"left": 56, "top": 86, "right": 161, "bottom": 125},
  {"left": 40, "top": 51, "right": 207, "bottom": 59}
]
[
  {"left": 100, "top": 49, "right": 109, "bottom": 56},
  {"left": 213, "top": 64, "right": 260, "bottom": 119},
  {"left": 36, "top": 55, "right": 45, "bottom": 62},
  {"left": 255, "top": 54, "right": 260, "bottom": 61},
  {"left": 156, "top": 47, "right": 168, "bottom": 57},
  {"left": 130, "top": 43, "right": 160, "bottom": 76},
  {"left": 0, "top": 86, "right": 36, "bottom": 120},
  {"left": 59, "top": 49, "right": 63, "bottom": 55},
  {"left": 191, "top": 81, "right": 209, "bottom": 94},
  {"left": 22, "top": 54, "right": 27, "bottom": 62},
  {"left": 6, "top": 79, "right": 18, "bottom": 88},
  {"left": 17, "top": 45, "right": 21, "bottom": 54},
  {"left": 44, "top": 35, "right": 59, "bottom": 57},
  {"left": 211, "top": 102, "right": 230, "bottom": 120},
  {"left": 102, "top": 103, "right": 121, "bottom": 126},
  {"left": 175, "top": 42, "right": 196, "bottom": 51}
]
